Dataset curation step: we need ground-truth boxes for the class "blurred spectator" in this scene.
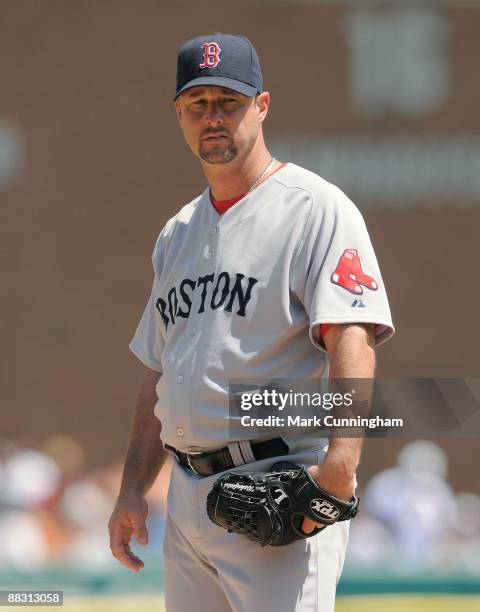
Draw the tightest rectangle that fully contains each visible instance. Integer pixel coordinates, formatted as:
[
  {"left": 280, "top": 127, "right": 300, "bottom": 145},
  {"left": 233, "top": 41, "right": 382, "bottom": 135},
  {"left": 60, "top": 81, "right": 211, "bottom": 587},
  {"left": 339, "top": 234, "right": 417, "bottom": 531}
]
[
  {"left": 41, "top": 434, "right": 87, "bottom": 480},
  {"left": 3, "top": 448, "right": 62, "bottom": 508},
  {"left": 0, "top": 510, "right": 49, "bottom": 569},
  {"left": 361, "top": 441, "right": 457, "bottom": 567},
  {"left": 347, "top": 439, "right": 480, "bottom": 577}
]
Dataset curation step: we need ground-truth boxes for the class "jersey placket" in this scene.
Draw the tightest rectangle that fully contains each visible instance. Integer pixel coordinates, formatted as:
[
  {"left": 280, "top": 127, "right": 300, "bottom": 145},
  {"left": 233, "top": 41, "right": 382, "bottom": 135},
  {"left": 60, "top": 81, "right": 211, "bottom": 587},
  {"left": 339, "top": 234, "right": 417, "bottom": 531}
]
[
  {"left": 189, "top": 200, "right": 260, "bottom": 447},
  {"left": 184, "top": 204, "right": 221, "bottom": 450}
]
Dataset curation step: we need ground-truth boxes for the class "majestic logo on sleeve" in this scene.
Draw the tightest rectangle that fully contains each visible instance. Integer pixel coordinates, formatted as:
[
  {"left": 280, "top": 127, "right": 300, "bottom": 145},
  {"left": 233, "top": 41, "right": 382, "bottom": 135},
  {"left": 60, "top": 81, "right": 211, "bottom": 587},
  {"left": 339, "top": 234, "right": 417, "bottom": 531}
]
[
  {"left": 199, "top": 42, "right": 222, "bottom": 68},
  {"left": 155, "top": 271, "right": 258, "bottom": 330},
  {"left": 331, "top": 249, "right": 378, "bottom": 295}
]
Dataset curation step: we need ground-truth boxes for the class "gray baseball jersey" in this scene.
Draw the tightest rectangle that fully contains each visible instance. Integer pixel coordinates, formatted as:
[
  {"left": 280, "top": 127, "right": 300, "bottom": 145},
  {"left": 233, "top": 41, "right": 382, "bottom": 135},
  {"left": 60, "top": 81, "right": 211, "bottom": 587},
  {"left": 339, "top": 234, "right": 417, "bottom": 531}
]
[{"left": 129, "top": 162, "right": 394, "bottom": 452}]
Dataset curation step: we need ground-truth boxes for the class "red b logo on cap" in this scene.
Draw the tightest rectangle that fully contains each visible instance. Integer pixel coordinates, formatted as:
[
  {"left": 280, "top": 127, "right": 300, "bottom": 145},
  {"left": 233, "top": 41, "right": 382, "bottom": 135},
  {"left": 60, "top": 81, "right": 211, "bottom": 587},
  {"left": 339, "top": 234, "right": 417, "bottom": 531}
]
[{"left": 200, "top": 42, "right": 221, "bottom": 68}]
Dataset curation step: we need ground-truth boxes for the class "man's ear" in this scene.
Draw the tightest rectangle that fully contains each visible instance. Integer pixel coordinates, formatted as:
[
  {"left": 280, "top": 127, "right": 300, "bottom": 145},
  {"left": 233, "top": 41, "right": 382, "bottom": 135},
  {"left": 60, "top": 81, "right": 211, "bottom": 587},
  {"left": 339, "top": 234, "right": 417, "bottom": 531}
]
[
  {"left": 174, "top": 99, "right": 182, "bottom": 122},
  {"left": 256, "top": 91, "right": 270, "bottom": 123}
]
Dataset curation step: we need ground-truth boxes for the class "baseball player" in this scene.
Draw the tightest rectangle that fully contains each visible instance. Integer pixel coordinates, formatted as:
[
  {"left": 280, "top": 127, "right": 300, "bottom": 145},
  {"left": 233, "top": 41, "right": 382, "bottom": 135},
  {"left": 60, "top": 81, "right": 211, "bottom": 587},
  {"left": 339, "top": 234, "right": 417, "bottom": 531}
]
[{"left": 108, "top": 33, "right": 394, "bottom": 612}]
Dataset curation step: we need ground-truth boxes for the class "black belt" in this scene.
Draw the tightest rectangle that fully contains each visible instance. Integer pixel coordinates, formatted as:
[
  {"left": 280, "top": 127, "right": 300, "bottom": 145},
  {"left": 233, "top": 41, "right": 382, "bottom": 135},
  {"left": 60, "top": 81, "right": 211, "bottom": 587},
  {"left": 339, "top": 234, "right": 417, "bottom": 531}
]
[{"left": 165, "top": 438, "right": 289, "bottom": 476}]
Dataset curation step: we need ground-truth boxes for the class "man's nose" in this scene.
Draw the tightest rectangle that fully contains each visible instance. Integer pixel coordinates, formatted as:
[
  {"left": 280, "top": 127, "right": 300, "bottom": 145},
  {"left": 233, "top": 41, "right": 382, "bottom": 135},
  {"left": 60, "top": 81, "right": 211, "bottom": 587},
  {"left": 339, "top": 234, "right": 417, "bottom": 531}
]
[{"left": 205, "top": 101, "right": 223, "bottom": 125}]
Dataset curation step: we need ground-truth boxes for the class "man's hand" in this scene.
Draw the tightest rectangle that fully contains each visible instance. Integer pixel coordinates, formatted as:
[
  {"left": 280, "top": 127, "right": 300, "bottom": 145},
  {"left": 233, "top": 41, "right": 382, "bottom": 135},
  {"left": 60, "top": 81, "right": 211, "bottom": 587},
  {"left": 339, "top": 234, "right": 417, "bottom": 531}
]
[
  {"left": 301, "top": 461, "right": 355, "bottom": 534},
  {"left": 108, "top": 367, "right": 165, "bottom": 571},
  {"left": 108, "top": 494, "right": 149, "bottom": 571}
]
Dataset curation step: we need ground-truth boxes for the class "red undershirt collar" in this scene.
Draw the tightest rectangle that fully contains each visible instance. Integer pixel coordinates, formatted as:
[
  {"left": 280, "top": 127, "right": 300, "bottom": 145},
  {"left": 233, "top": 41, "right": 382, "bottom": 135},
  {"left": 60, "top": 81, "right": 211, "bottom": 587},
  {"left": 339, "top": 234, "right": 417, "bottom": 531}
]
[
  {"left": 210, "top": 192, "right": 245, "bottom": 215},
  {"left": 209, "top": 162, "right": 287, "bottom": 215}
]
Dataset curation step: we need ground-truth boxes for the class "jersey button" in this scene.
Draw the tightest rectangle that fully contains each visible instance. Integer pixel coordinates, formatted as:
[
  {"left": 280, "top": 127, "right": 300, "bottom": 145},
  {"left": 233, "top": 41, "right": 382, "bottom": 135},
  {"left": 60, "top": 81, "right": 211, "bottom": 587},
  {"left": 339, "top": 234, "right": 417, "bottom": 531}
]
[
  {"left": 191, "top": 327, "right": 197, "bottom": 336},
  {"left": 203, "top": 245, "right": 212, "bottom": 260},
  {"left": 176, "top": 375, "right": 184, "bottom": 384},
  {"left": 210, "top": 226, "right": 218, "bottom": 236},
  {"left": 176, "top": 427, "right": 184, "bottom": 437}
]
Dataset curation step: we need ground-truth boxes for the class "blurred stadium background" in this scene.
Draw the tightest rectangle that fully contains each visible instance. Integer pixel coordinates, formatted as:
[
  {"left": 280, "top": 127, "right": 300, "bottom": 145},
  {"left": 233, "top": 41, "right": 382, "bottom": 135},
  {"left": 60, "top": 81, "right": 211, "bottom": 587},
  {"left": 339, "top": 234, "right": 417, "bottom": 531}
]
[{"left": 1, "top": 0, "right": 479, "bottom": 610}]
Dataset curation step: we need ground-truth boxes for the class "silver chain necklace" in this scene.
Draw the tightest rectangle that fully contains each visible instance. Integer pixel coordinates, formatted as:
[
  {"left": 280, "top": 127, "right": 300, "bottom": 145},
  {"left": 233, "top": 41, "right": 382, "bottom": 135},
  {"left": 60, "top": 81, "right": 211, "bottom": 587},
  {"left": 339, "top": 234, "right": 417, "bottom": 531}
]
[{"left": 247, "top": 157, "right": 276, "bottom": 193}]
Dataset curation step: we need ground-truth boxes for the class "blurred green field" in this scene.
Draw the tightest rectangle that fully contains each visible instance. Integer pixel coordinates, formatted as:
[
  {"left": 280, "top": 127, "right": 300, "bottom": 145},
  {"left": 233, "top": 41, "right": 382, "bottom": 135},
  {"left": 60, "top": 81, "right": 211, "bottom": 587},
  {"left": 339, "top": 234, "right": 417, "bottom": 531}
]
[{"left": 50, "top": 594, "right": 480, "bottom": 611}]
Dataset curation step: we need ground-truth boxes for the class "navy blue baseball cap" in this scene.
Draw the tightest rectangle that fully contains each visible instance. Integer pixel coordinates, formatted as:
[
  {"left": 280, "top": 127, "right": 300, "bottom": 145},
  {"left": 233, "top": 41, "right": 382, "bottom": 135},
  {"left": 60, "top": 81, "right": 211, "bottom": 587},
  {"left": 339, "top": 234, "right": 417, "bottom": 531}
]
[{"left": 174, "top": 33, "right": 263, "bottom": 100}]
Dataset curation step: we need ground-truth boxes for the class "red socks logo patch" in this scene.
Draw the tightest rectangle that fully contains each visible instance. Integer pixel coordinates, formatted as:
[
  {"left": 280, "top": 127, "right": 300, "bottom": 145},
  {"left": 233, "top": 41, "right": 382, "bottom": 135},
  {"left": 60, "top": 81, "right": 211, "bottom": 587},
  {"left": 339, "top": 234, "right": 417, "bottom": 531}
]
[{"left": 331, "top": 249, "right": 378, "bottom": 295}]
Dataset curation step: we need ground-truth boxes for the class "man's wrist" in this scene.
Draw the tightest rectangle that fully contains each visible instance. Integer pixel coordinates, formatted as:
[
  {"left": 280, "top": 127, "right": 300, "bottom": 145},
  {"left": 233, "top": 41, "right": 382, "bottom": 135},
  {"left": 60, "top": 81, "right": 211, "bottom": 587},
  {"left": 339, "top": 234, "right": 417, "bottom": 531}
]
[
  {"left": 321, "top": 450, "right": 359, "bottom": 480},
  {"left": 309, "top": 460, "right": 356, "bottom": 501},
  {"left": 118, "top": 484, "right": 147, "bottom": 499}
]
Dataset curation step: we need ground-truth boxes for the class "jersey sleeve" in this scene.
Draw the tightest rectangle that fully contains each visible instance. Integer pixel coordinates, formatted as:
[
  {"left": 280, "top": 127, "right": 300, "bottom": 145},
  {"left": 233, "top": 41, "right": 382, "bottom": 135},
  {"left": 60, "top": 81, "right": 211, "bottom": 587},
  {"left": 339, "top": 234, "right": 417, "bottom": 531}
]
[
  {"left": 128, "top": 231, "right": 168, "bottom": 372},
  {"left": 291, "top": 184, "right": 395, "bottom": 352}
]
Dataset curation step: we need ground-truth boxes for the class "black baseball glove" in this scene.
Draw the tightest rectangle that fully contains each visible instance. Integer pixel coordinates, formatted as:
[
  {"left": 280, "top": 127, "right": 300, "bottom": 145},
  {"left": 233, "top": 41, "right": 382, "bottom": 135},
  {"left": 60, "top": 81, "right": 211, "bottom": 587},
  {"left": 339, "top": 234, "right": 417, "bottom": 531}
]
[{"left": 206, "top": 461, "right": 359, "bottom": 547}]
